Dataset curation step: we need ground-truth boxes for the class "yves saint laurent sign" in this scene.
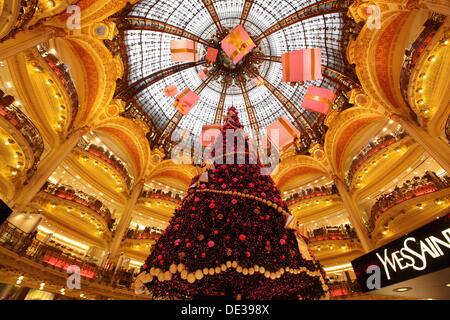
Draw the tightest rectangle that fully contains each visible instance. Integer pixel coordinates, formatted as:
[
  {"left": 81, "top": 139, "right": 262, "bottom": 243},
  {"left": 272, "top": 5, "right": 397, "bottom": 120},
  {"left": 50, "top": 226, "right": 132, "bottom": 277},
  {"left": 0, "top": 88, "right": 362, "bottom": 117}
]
[{"left": 352, "top": 213, "right": 450, "bottom": 292}]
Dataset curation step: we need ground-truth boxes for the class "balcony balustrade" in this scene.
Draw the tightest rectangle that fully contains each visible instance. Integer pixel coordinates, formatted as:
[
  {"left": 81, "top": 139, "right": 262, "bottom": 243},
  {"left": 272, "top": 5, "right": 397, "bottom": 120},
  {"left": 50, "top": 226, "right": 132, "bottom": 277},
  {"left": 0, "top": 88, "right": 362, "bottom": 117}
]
[
  {"left": 0, "top": 221, "right": 135, "bottom": 291},
  {"left": 42, "top": 182, "right": 114, "bottom": 230},
  {"left": 369, "top": 172, "right": 449, "bottom": 231},
  {"left": 285, "top": 184, "right": 338, "bottom": 206},
  {"left": 345, "top": 131, "right": 406, "bottom": 186},
  {"left": 0, "top": 0, "right": 38, "bottom": 43}
]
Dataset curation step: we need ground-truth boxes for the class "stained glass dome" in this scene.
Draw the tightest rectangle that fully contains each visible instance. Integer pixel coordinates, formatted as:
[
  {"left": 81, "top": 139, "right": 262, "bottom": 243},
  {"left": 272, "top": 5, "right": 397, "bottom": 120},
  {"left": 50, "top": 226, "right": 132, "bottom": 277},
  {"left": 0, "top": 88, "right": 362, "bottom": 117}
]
[{"left": 117, "top": 0, "right": 351, "bottom": 151}]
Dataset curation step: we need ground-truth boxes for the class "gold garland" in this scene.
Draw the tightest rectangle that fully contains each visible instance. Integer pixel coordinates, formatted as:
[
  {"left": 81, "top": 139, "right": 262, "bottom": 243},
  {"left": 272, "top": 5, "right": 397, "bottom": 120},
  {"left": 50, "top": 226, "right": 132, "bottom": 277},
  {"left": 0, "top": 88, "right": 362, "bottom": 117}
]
[
  {"left": 146, "top": 261, "right": 327, "bottom": 291},
  {"left": 197, "top": 188, "right": 291, "bottom": 219}
]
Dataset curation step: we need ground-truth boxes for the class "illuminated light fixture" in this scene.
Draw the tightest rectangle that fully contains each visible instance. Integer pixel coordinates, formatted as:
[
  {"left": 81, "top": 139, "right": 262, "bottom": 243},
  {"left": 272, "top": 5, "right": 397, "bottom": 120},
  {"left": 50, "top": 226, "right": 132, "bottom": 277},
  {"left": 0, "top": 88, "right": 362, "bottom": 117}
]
[
  {"left": 6, "top": 82, "right": 13, "bottom": 88},
  {"left": 417, "top": 99, "right": 425, "bottom": 105},
  {"left": 419, "top": 73, "right": 426, "bottom": 79},
  {"left": 80, "top": 293, "right": 84, "bottom": 298},
  {"left": 393, "top": 287, "right": 412, "bottom": 292},
  {"left": 444, "top": 40, "right": 449, "bottom": 45},
  {"left": 34, "top": 66, "right": 43, "bottom": 72},
  {"left": 428, "top": 56, "right": 436, "bottom": 62},
  {"left": 446, "top": 283, "right": 450, "bottom": 287},
  {"left": 388, "top": 119, "right": 394, "bottom": 124},
  {"left": 37, "top": 226, "right": 89, "bottom": 250},
  {"left": 5, "top": 138, "right": 14, "bottom": 145},
  {"left": 435, "top": 199, "right": 443, "bottom": 205},
  {"left": 46, "top": 79, "right": 54, "bottom": 85},
  {"left": 416, "top": 204, "right": 423, "bottom": 210},
  {"left": 323, "top": 263, "right": 353, "bottom": 273},
  {"left": 382, "top": 127, "right": 387, "bottom": 132},
  {"left": 416, "top": 88, "right": 423, "bottom": 93}
]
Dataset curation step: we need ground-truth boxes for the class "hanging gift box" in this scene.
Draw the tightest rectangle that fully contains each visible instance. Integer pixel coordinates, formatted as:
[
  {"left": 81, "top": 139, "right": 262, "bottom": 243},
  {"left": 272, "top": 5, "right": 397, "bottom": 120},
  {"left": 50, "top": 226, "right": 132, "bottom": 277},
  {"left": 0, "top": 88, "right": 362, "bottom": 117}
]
[
  {"left": 170, "top": 39, "right": 197, "bottom": 62},
  {"left": 200, "top": 123, "right": 222, "bottom": 147},
  {"left": 252, "top": 76, "right": 264, "bottom": 87},
  {"left": 281, "top": 48, "right": 322, "bottom": 83},
  {"left": 221, "top": 25, "right": 256, "bottom": 64},
  {"left": 197, "top": 68, "right": 208, "bottom": 80},
  {"left": 164, "top": 85, "right": 178, "bottom": 97},
  {"left": 265, "top": 115, "right": 300, "bottom": 151},
  {"left": 206, "top": 47, "right": 219, "bottom": 63},
  {"left": 173, "top": 88, "right": 200, "bottom": 115},
  {"left": 302, "top": 86, "right": 336, "bottom": 114}
]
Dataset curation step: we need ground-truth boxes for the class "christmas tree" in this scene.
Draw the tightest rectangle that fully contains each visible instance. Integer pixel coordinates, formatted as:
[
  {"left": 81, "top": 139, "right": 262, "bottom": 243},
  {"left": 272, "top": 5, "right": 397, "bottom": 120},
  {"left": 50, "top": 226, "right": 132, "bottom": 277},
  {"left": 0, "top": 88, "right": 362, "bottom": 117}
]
[{"left": 136, "top": 107, "right": 327, "bottom": 300}]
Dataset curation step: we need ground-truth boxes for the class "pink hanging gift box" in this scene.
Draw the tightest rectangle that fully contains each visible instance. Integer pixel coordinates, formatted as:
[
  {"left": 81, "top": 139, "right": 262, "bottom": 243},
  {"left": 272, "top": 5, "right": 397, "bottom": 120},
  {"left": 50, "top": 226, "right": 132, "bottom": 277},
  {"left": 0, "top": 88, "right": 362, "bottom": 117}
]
[
  {"left": 265, "top": 115, "right": 300, "bottom": 151},
  {"left": 302, "top": 86, "right": 336, "bottom": 115},
  {"left": 200, "top": 123, "right": 222, "bottom": 147},
  {"left": 206, "top": 47, "right": 219, "bottom": 63},
  {"left": 281, "top": 48, "right": 322, "bottom": 83},
  {"left": 198, "top": 68, "right": 208, "bottom": 80},
  {"left": 221, "top": 25, "right": 256, "bottom": 64},
  {"left": 170, "top": 39, "right": 197, "bottom": 62},
  {"left": 164, "top": 85, "right": 178, "bottom": 97},
  {"left": 173, "top": 88, "right": 200, "bottom": 115}
]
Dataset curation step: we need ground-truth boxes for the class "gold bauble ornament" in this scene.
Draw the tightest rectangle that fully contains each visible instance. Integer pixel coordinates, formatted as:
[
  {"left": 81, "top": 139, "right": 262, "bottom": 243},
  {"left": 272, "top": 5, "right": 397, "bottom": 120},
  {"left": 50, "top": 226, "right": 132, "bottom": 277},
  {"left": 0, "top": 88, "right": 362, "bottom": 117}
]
[
  {"left": 180, "top": 270, "right": 188, "bottom": 279},
  {"left": 220, "top": 264, "right": 227, "bottom": 271},
  {"left": 226, "top": 261, "right": 232, "bottom": 268},
  {"left": 236, "top": 266, "right": 243, "bottom": 273},
  {"left": 177, "top": 263, "right": 185, "bottom": 273},
  {"left": 254, "top": 265, "right": 259, "bottom": 272},
  {"left": 242, "top": 268, "right": 249, "bottom": 275},
  {"left": 248, "top": 268, "right": 255, "bottom": 275},
  {"left": 259, "top": 266, "right": 265, "bottom": 274},
  {"left": 203, "top": 268, "right": 209, "bottom": 275},
  {"left": 215, "top": 266, "right": 221, "bottom": 274},
  {"left": 169, "top": 264, "right": 177, "bottom": 274},
  {"left": 157, "top": 272, "right": 165, "bottom": 282},
  {"left": 164, "top": 271, "right": 173, "bottom": 281},
  {"left": 195, "top": 270, "right": 204, "bottom": 280},
  {"left": 231, "top": 261, "right": 238, "bottom": 268},
  {"left": 264, "top": 271, "right": 271, "bottom": 278},
  {"left": 187, "top": 273, "right": 196, "bottom": 283},
  {"left": 209, "top": 267, "right": 215, "bottom": 275}
]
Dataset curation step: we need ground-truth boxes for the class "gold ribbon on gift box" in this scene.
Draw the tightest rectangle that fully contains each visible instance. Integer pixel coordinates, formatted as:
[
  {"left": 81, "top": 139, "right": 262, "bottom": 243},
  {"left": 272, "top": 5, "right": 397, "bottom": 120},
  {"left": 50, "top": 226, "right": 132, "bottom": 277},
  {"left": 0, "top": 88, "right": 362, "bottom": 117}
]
[
  {"left": 171, "top": 47, "right": 198, "bottom": 60},
  {"left": 174, "top": 88, "right": 190, "bottom": 113},
  {"left": 304, "top": 94, "right": 331, "bottom": 105},
  {"left": 225, "top": 30, "right": 254, "bottom": 61}
]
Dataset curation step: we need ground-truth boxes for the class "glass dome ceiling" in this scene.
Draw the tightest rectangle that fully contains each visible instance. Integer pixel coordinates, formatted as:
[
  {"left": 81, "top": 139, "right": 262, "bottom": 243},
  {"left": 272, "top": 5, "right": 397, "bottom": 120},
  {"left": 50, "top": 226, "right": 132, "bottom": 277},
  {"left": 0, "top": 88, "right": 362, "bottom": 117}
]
[{"left": 119, "top": 0, "right": 350, "bottom": 149}]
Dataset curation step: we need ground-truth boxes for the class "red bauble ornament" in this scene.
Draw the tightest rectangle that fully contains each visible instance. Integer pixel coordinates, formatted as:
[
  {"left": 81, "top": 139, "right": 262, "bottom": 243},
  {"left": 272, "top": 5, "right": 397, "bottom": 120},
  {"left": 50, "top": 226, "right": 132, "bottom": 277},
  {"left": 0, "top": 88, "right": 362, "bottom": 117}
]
[
  {"left": 231, "top": 199, "right": 238, "bottom": 204},
  {"left": 265, "top": 215, "right": 270, "bottom": 220},
  {"left": 221, "top": 183, "right": 227, "bottom": 189},
  {"left": 143, "top": 264, "right": 147, "bottom": 269},
  {"left": 209, "top": 202, "right": 216, "bottom": 209},
  {"left": 246, "top": 251, "right": 251, "bottom": 257},
  {"left": 201, "top": 252, "right": 206, "bottom": 258},
  {"left": 249, "top": 182, "right": 255, "bottom": 188},
  {"left": 194, "top": 197, "right": 200, "bottom": 202},
  {"left": 279, "top": 239, "right": 286, "bottom": 245},
  {"left": 207, "top": 240, "right": 215, "bottom": 248},
  {"left": 157, "top": 255, "right": 163, "bottom": 260},
  {"left": 200, "top": 184, "right": 206, "bottom": 189},
  {"left": 214, "top": 229, "right": 219, "bottom": 235},
  {"left": 239, "top": 234, "right": 246, "bottom": 241},
  {"left": 186, "top": 242, "right": 192, "bottom": 248}
]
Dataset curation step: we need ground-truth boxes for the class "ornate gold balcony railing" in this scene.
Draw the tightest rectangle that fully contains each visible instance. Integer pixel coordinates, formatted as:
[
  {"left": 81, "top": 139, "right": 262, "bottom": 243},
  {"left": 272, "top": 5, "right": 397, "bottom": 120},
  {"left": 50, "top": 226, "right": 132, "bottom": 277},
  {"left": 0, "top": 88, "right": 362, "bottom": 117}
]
[
  {"left": 285, "top": 184, "right": 338, "bottom": 206},
  {"left": 0, "top": 0, "right": 39, "bottom": 43},
  {"left": 0, "top": 92, "right": 44, "bottom": 180},
  {"left": 36, "top": 44, "right": 79, "bottom": 131},
  {"left": 79, "top": 143, "right": 133, "bottom": 191},
  {"left": 345, "top": 131, "right": 407, "bottom": 187},
  {"left": 0, "top": 221, "right": 136, "bottom": 292},
  {"left": 41, "top": 182, "right": 114, "bottom": 230},
  {"left": 399, "top": 14, "right": 446, "bottom": 119},
  {"left": 140, "top": 190, "right": 183, "bottom": 205},
  {"left": 126, "top": 228, "right": 162, "bottom": 241},
  {"left": 368, "top": 172, "right": 449, "bottom": 231}
]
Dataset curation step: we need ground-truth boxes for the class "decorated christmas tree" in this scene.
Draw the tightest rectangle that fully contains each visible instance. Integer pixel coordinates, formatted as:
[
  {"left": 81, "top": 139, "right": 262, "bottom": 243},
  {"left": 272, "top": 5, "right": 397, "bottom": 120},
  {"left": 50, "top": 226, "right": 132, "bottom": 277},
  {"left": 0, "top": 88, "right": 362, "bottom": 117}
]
[{"left": 136, "top": 107, "right": 327, "bottom": 300}]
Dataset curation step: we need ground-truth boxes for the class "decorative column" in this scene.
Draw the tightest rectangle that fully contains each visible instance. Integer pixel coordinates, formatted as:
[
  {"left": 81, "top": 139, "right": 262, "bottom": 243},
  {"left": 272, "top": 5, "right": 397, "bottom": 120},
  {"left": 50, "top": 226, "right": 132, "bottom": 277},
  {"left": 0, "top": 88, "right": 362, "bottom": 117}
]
[
  {"left": 333, "top": 176, "right": 373, "bottom": 252},
  {"left": 11, "top": 127, "right": 90, "bottom": 211},
  {"left": 0, "top": 27, "right": 59, "bottom": 60},
  {"left": 109, "top": 179, "right": 145, "bottom": 261},
  {"left": 391, "top": 114, "right": 450, "bottom": 173}
]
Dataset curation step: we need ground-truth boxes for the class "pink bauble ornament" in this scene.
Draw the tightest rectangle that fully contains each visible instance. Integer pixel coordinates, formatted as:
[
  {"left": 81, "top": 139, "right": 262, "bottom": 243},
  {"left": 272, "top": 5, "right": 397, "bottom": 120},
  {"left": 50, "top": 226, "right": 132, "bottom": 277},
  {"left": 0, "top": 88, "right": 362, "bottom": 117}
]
[
  {"left": 207, "top": 240, "right": 215, "bottom": 248},
  {"left": 279, "top": 239, "right": 286, "bottom": 245},
  {"left": 231, "top": 199, "right": 238, "bottom": 204}
]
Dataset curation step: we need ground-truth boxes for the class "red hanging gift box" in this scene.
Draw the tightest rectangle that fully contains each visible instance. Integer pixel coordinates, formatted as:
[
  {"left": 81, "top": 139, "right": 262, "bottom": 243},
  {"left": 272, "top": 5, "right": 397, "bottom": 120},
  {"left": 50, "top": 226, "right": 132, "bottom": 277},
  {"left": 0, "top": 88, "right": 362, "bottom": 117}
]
[
  {"left": 170, "top": 39, "right": 197, "bottom": 62},
  {"left": 221, "top": 25, "right": 256, "bottom": 64},
  {"left": 206, "top": 47, "right": 219, "bottom": 63},
  {"left": 173, "top": 88, "right": 200, "bottom": 115},
  {"left": 281, "top": 48, "right": 322, "bottom": 83},
  {"left": 302, "top": 86, "right": 336, "bottom": 115},
  {"left": 265, "top": 115, "right": 300, "bottom": 151},
  {"left": 164, "top": 85, "right": 178, "bottom": 97}
]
